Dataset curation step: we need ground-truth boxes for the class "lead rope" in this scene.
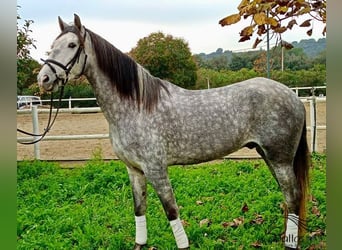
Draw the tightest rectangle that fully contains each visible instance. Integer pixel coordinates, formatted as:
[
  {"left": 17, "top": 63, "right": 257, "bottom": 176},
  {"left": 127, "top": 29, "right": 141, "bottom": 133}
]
[{"left": 17, "top": 86, "right": 64, "bottom": 145}]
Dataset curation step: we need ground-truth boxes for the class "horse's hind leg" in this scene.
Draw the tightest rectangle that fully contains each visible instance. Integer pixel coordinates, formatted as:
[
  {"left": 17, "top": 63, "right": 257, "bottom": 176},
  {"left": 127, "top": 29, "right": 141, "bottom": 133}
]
[
  {"left": 126, "top": 166, "right": 148, "bottom": 250},
  {"left": 262, "top": 156, "right": 302, "bottom": 250}
]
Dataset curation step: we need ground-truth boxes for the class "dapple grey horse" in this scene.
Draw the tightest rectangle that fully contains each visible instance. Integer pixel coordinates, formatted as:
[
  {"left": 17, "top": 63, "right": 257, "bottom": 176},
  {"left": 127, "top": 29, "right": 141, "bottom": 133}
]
[{"left": 38, "top": 14, "right": 310, "bottom": 250}]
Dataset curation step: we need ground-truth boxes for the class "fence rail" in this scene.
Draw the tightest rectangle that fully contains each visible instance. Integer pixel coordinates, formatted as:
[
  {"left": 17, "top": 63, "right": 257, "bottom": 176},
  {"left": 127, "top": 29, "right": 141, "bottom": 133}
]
[
  {"left": 291, "top": 86, "right": 326, "bottom": 96},
  {"left": 17, "top": 107, "right": 102, "bottom": 114},
  {"left": 17, "top": 94, "right": 326, "bottom": 160}
]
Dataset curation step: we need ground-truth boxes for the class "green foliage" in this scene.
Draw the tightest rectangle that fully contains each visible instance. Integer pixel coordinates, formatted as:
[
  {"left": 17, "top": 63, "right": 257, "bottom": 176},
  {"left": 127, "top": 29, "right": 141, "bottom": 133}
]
[
  {"left": 61, "top": 80, "right": 96, "bottom": 107},
  {"left": 17, "top": 6, "right": 40, "bottom": 95},
  {"left": 195, "top": 66, "right": 326, "bottom": 91},
  {"left": 292, "top": 38, "right": 326, "bottom": 59},
  {"left": 194, "top": 48, "right": 232, "bottom": 71},
  {"left": 17, "top": 59, "right": 40, "bottom": 95},
  {"left": 17, "top": 157, "right": 326, "bottom": 249},
  {"left": 195, "top": 39, "right": 326, "bottom": 73},
  {"left": 271, "top": 65, "right": 326, "bottom": 90},
  {"left": 130, "top": 32, "right": 197, "bottom": 89},
  {"left": 312, "top": 49, "right": 326, "bottom": 66},
  {"left": 196, "top": 68, "right": 259, "bottom": 89},
  {"left": 283, "top": 47, "right": 311, "bottom": 70},
  {"left": 230, "top": 51, "right": 259, "bottom": 71}
]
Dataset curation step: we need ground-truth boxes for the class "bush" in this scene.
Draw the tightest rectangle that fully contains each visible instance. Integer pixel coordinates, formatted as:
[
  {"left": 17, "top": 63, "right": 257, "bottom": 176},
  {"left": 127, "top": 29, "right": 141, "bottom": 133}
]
[{"left": 196, "top": 67, "right": 326, "bottom": 92}]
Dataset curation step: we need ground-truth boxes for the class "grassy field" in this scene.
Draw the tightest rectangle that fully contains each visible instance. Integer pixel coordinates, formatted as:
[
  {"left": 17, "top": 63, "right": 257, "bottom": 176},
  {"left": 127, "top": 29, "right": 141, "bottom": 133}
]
[{"left": 17, "top": 154, "right": 326, "bottom": 249}]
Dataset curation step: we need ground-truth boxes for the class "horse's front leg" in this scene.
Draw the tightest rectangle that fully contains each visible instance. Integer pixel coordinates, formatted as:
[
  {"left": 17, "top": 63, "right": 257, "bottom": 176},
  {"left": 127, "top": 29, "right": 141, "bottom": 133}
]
[
  {"left": 146, "top": 168, "right": 190, "bottom": 250},
  {"left": 127, "top": 166, "right": 148, "bottom": 250}
]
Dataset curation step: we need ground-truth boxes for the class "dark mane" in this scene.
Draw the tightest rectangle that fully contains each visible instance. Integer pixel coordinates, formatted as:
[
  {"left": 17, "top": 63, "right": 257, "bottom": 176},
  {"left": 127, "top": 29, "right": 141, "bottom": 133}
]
[{"left": 86, "top": 28, "right": 169, "bottom": 112}]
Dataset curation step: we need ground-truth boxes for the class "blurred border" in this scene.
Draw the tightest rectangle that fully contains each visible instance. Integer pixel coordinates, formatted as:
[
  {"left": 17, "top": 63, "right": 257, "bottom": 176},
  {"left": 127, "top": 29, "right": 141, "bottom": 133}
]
[
  {"left": 0, "top": 1, "right": 17, "bottom": 249},
  {"left": 326, "top": 1, "right": 342, "bottom": 248}
]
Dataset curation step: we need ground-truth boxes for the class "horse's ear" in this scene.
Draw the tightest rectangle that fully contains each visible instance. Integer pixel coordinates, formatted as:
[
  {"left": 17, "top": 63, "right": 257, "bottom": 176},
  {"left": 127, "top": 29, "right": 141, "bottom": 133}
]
[
  {"left": 74, "top": 14, "right": 82, "bottom": 31},
  {"left": 58, "top": 16, "right": 68, "bottom": 31}
]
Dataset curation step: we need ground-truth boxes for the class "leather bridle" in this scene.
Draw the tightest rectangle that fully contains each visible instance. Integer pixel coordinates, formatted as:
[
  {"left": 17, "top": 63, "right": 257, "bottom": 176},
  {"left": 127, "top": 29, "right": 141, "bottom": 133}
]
[
  {"left": 17, "top": 27, "right": 88, "bottom": 145},
  {"left": 41, "top": 28, "right": 88, "bottom": 87}
]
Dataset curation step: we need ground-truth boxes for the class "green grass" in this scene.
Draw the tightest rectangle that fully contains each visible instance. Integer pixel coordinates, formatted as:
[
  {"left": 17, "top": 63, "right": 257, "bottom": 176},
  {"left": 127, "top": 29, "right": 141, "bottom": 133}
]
[{"left": 17, "top": 155, "right": 326, "bottom": 249}]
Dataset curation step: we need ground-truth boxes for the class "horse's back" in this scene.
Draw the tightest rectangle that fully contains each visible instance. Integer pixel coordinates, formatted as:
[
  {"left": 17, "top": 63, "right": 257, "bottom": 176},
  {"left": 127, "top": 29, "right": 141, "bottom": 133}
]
[{"left": 227, "top": 77, "right": 300, "bottom": 100}]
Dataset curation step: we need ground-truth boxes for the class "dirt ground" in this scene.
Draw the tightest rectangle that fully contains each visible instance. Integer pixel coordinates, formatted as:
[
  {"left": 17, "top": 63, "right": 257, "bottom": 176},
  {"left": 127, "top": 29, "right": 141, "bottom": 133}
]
[{"left": 17, "top": 100, "right": 326, "bottom": 161}]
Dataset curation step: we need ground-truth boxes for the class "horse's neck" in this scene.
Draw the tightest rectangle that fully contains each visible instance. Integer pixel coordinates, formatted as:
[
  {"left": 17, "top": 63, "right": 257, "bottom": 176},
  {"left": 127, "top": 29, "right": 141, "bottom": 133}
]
[{"left": 84, "top": 60, "right": 128, "bottom": 121}]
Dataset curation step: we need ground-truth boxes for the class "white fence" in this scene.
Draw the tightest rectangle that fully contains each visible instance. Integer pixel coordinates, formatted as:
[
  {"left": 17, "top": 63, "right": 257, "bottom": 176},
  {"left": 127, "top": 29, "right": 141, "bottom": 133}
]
[
  {"left": 17, "top": 86, "right": 326, "bottom": 160},
  {"left": 291, "top": 86, "right": 326, "bottom": 97},
  {"left": 40, "top": 97, "right": 98, "bottom": 109}
]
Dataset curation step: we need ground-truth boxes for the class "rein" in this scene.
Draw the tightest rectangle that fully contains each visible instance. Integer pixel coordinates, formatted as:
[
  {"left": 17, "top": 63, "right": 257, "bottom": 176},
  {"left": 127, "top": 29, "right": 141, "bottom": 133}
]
[
  {"left": 17, "top": 86, "right": 64, "bottom": 145},
  {"left": 17, "top": 28, "right": 88, "bottom": 145}
]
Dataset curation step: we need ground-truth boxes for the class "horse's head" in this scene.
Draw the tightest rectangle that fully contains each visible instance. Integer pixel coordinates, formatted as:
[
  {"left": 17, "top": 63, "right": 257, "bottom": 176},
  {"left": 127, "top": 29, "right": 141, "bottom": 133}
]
[{"left": 37, "top": 14, "right": 87, "bottom": 92}]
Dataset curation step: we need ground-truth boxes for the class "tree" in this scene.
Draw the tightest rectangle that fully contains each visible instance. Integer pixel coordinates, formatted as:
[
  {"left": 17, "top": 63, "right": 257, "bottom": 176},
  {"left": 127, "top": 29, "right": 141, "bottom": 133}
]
[
  {"left": 312, "top": 49, "right": 326, "bottom": 66},
  {"left": 284, "top": 47, "right": 311, "bottom": 70},
  {"left": 219, "top": 0, "right": 326, "bottom": 48},
  {"left": 207, "top": 56, "right": 230, "bottom": 71},
  {"left": 17, "top": 6, "right": 40, "bottom": 95},
  {"left": 193, "top": 49, "right": 232, "bottom": 70},
  {"left": 229, "top": 51, "right": 259, "bottom": 71},
  {"left": 17, "top": 59, "right": 40, "bottom": 95},
  {"left": 129, "top": 32, "right": 197, "bottom": 89}
]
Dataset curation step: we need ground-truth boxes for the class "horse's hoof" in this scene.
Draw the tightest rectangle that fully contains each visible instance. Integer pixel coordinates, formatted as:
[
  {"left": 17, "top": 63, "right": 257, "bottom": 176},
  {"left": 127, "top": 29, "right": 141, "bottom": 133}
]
[
  {"left": 133, "top": 243, "right": 146, "bottom": 250},
  {"left": 285, "top": 247, "right": 297, "bottom": 250},
  {"left": 178, "top": 248, "right": 190, "bottom": 250}
]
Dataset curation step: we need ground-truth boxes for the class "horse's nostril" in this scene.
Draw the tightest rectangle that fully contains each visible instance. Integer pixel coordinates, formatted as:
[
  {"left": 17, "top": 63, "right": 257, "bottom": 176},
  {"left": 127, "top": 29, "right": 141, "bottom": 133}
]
[{"left": 42, "top": 75, "right": 50, "bottom": 83}]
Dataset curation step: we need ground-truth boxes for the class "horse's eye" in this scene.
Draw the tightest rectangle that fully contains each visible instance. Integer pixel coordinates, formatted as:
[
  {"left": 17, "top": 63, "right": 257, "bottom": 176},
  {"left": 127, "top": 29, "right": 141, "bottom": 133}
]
[{"left": 68, "top": 42, "right": 77, "bottom": 48}]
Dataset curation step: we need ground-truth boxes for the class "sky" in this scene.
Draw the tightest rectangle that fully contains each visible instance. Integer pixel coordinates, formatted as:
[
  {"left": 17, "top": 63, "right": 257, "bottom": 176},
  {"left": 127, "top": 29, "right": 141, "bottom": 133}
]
[{"left": 17, "top": 0, "right": 326, "bottom": 62}]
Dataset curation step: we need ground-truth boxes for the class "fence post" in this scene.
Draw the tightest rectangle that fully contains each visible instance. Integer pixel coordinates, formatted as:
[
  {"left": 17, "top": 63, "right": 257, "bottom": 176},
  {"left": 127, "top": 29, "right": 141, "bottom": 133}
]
[
  {"left": 32, "top": 106, "right": 40, "bottom": 159},
  {"left": 309, "top": 90, "right": 317, "bottom": 152},
  {"left": 69, "top": 96, "right": 72, "bottom": 109}
]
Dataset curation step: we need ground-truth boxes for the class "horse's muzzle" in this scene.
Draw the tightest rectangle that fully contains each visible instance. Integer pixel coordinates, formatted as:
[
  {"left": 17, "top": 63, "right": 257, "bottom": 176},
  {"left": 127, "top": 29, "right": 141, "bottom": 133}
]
[{"left": 38, "top": 74, "right": 59, "bottom": 92}]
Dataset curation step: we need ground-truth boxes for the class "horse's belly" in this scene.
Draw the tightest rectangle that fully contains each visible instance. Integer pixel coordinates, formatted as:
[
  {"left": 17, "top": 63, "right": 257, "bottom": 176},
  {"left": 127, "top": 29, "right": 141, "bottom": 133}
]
[{"left": 166, "top": 132, "right": 242, "bottom": 165}]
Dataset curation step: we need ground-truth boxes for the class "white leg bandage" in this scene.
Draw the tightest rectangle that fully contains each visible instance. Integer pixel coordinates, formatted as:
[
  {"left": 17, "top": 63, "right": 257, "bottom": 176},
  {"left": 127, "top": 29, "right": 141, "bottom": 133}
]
[
  {"left": 284, "top": 213, "right": 299, "bottom": 248},
  {"left": 135, "top": 215, "right": 147, "bottom": 245},
  {"left": 170, "top": 218, "right": 189, "bottom": 249}
]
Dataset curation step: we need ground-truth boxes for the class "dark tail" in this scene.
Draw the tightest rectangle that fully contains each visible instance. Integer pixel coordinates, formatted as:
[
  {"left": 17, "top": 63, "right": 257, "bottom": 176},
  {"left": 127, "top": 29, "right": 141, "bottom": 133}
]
[{"left": 293, "top": 120, "right": 311, "bottom": 236}]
